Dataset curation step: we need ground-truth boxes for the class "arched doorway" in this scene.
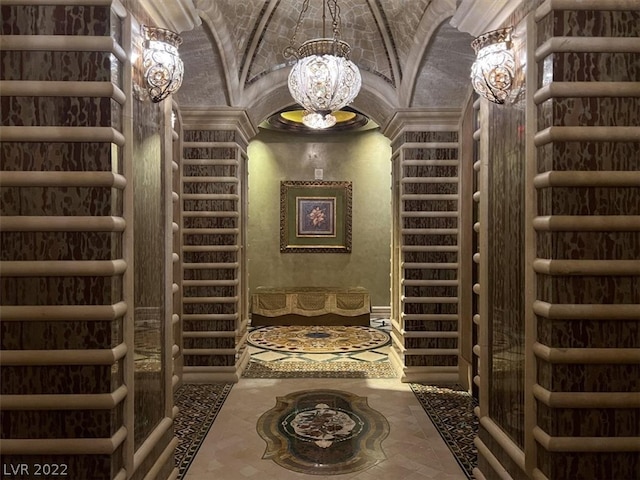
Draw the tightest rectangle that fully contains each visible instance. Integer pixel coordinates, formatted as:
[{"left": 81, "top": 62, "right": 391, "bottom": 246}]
[{"left": 244, "top": 112, "right": 394, "bottom": 372}]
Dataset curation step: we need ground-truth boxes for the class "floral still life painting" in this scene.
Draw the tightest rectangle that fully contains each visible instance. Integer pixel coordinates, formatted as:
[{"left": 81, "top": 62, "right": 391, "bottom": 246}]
[{"left": 297, "top": 198, "right": 336, "bottom": 237}]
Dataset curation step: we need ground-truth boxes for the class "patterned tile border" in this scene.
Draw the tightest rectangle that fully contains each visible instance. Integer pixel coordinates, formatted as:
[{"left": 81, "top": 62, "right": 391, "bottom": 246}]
[
  {"left": 410, "top": 384, "right": 478, "bottom": 479},
  {"left": 174, "top": 383, "right": 234, "bottom": 479},
  {"left": 242, "top": 359, "right": 398, "bottom": 378}
]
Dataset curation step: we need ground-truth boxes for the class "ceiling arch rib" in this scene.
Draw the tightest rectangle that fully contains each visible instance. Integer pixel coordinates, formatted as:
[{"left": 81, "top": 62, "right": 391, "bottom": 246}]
[
  {"left": 240, "top": 1, "right": 399, "bottom": 88},
  {"left": 398, "top": 0, "right": 458, "bottom": 107},
  {"left": 340, "top": 0, "right": 394, "bottom": 88},
  {"left": 243, "top": 0, "right": 300, "bottom": 88},
  {"left": 195, "top": 2, "right": 242, "bottom": 106},
  {"left": 411, "top": 22, "right": 475, "bottom": 108},
  {"left": 239, "top": 0, "right": 281, "bottom": 90},
  {"left": 175, "top": 20, "right": 228, "bottom": 107},
  {"left": 363, "top": 0, "right": 400, "bottom": 88},
  {"left": 378, "top": 0, "right": 433, "bottom": 69}
]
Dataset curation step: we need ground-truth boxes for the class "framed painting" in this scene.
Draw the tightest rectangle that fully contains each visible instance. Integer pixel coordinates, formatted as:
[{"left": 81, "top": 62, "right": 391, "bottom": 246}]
[{"left": 280, "top": 180, "right": 352, "bottom": 253}]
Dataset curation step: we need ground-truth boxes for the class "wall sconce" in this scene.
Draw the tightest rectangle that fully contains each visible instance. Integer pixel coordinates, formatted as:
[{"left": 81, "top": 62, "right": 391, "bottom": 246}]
[
  {"left": 470, "top": 27, "right": 515, "bottom": 104},
  {"left": 142, "top": 25, "right": 184, "bottom": 103}
]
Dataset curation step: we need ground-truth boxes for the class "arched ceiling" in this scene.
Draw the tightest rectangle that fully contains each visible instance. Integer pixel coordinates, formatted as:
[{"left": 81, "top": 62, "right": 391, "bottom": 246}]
[{"left": 175, "top": 0, "right": 477, "bottom": 127}]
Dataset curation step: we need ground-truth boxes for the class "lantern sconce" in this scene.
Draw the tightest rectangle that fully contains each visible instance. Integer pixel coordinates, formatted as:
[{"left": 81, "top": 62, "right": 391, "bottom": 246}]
[
  {"left": 470, "top": 27, "right": 515, "bottom": 105},
  {"left": 142, "top": 25, "right": 184, "bottom": 103}
]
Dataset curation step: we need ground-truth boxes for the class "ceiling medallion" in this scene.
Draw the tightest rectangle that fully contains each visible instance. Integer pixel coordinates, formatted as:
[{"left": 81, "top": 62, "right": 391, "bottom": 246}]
[{"left": 284, "top": 0, "right": 362, "bottom": 129}]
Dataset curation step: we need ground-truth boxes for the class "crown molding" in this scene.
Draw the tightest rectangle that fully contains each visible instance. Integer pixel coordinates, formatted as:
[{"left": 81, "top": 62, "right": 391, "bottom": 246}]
[
  {"left": 139, "top": 0, "right": 201, "bottom": 33},
  {"left": 382, "top": 108, "right": 461, "bottom": 145},
  {"left": 180, "top": 107, "right": 258, "bottom": 147},
  {"left": 450, "top": 0, "right": 522, "bottom": 36}
]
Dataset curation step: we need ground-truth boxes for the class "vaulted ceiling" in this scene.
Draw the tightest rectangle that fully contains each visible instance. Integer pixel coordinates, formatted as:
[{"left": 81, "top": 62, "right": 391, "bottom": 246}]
[{"left": 174, "top": 0, "right": 477, "bottom": 127}]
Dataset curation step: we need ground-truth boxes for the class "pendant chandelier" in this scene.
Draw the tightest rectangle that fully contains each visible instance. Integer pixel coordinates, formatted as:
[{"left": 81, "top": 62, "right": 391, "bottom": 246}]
[{"left": 284, "top": 0, "right": 361, "bottom": 129}]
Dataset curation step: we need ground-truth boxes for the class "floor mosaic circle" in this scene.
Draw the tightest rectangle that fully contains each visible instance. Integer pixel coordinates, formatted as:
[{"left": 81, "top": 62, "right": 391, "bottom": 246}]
[{"left": 247, "top": 325, "right": 390, "bottom": 354}]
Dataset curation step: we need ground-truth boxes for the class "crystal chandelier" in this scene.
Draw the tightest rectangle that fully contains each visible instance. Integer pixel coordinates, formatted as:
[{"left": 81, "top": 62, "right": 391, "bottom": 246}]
[
  {"left": 470, "top": 27, "right": 515, "bottom": 105},
  {"left": 142, "top": 25, "right": 184, "bottom": 103},
  {"left": 284, "top": 0, "right": 361, "bottom": 129}
]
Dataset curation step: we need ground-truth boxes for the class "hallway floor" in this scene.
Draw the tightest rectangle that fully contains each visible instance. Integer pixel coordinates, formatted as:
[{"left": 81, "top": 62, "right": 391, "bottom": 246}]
[
  {"left": 182, "top": 376, "right": 469, "bottom": 480},
  {"left": 180, "top": 319, "right": 470, "bottom": 479}
]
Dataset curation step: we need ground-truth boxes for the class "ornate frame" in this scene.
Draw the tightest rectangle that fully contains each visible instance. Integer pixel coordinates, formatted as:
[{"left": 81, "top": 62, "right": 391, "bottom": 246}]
[{"left": 280, "top": 180, "right": 352, "bottom": 253}]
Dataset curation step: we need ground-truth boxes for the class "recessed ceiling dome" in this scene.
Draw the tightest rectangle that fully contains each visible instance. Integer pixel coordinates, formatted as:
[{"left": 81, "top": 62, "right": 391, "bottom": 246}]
[{"left": 263, "top": 108, "right": 372, "bottom": 133}]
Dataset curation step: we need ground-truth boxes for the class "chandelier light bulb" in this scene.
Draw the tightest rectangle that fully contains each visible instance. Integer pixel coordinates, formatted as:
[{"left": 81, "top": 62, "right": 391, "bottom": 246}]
[{"left": 302, "top": 112, "right": 337, "bottom": 129}]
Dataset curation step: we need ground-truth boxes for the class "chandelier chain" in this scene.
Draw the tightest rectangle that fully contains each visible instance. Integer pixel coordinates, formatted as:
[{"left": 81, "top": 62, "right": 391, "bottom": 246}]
[
  {"left": 284, "top": 0, "right": 345, "bottom": 59},
  {"left": 327, "top": 0, "right": 341, "bottom": 42},
  {"left": 284, "top": 0, "right": 311, "bottom": 59}
]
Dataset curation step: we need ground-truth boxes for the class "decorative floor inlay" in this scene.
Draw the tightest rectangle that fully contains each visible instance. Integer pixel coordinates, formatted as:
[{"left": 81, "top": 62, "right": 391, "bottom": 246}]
[
  {"left": 247, "top": 325, "right": 390, "bottom": 354},
  {"left": 174, "top": 383, "right": 234, "bottom": 479},
  {"left": 257, "top": 389, "right": 390, "bottom": 475},
  {"left": 243, "top": 359, "right": 397, "bottom": 378},
  {"left": 410, "top": 384, "right": 479, "bottom": 479}
]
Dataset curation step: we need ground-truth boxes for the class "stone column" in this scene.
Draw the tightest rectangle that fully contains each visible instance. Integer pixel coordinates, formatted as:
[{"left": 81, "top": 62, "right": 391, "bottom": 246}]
[
  {"left": 384, "top": 110, "right": 463, "bottom": 383},
  {"left": 530, "top": 2, "right": 640, "bottom": 479},
  {"left": 0, "top": 2, "right": 129, "bottom": 478},
  {"left": 179, "top": 109, "right": 256, "bottom": 383},
  {"left": 0, "top": 1, "right": 200, "bottom": 477}
]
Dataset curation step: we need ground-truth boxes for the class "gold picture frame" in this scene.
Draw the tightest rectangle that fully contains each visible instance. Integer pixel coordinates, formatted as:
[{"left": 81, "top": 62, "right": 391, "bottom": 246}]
[{"left": 280, "top": 180, "right": 352, "bottom": 253}]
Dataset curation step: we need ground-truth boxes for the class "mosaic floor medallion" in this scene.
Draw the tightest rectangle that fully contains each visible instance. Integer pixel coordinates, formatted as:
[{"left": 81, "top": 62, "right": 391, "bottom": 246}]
[
  {"left": 257, "top": 389, "right": 389, "bottom": 475},
  {"left": 247, "top": 325, "right": 390, "bottom": 353}
]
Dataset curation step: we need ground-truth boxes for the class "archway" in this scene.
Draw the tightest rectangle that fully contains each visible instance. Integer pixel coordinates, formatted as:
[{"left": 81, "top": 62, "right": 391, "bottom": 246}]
[{"left": 244, "top": 111, "right": 394, "bottom": 373}]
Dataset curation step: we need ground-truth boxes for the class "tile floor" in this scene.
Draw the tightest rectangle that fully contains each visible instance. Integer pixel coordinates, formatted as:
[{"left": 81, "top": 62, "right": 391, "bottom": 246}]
[{"left": 183, "top": 318, "right": 468, "bottom": 480}]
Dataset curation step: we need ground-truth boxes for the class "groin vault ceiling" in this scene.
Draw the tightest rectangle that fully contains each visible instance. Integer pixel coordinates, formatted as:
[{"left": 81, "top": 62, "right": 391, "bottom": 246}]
[{"left": 174, "top": 0, "right": 477, "bottom": 127}]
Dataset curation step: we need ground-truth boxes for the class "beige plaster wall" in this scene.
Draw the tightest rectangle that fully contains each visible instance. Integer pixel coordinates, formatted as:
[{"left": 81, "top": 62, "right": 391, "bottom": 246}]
[{"left": 247, "top": 127, "right": 392, "bottom": 306}]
